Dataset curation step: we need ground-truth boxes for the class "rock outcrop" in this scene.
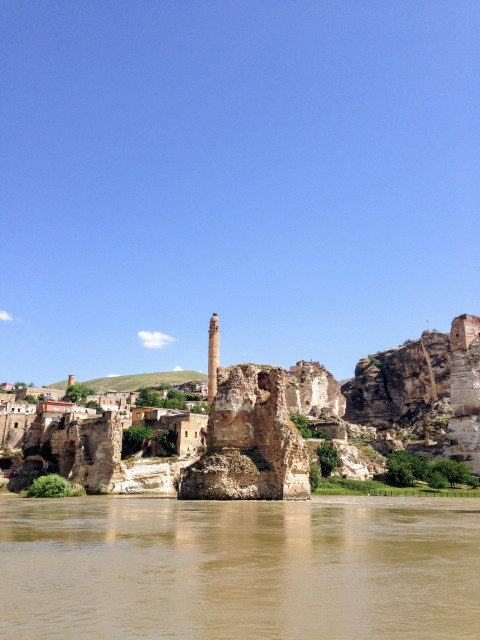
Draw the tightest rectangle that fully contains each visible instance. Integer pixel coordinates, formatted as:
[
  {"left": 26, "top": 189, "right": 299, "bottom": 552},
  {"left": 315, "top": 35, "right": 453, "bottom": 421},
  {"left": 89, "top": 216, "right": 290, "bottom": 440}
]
[
  {"left": 445, "top": 314, "right": 480, "bottom": 473},
  {"left": 342, "top": 330, "right": 450, "bottom": 430},
  {"left": 178, "top": 364, "right": 310, "bottom": 500},
  {"left": 286, "top": 361, "right": 346, "bottom": 417},
  {"left": 50, "top": 413, "right": 128, "bottom": 491}
]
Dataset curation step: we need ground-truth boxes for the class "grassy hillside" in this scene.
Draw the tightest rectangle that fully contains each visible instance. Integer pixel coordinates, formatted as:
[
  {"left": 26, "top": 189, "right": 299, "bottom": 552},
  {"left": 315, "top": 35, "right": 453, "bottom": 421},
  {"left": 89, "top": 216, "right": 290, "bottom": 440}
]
[{"left": 48, "top": 371, "right": 207, "bottom": 393}]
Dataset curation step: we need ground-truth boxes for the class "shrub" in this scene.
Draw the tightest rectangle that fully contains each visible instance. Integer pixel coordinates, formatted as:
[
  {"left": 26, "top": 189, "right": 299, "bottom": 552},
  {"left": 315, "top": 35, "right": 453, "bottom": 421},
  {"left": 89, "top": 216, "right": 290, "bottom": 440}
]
[
  {"left": 368, "top": 356, "right": 382, "bottom": 368},
  {"left": 27, "top": 474, "right": 73, "bottom": 498},
  {"left": 24, "top": 394, "right": 37, "bottom": 404},
  {"left": 309, "top": 459, "right": 321, "bottom": 491},
  {"left": 191, "top": 403, "right": 210, "bottom": 414},
  {"left": 428, "top": 471, "right": 448, "bottom": 490},
  {"left": 85, "top": 400, "right": 104, "bottom": 415},
  {"left": 466, "top": 475, "right": 480, "bottom": 489},
  {"left": 122, "top": 426, "right": 154, "bottom": 458},
  {"left": 316, "top": 443, "right": 339, "bottom": 477},
  {"left": 158, "top": 429, "right": 177, "bottom": 455},
  {"left": 311, "top": 429, "right": 330, "bottom": 440},
  {"left": 290, "top": 412, "right": 312, "bottom": 438}
]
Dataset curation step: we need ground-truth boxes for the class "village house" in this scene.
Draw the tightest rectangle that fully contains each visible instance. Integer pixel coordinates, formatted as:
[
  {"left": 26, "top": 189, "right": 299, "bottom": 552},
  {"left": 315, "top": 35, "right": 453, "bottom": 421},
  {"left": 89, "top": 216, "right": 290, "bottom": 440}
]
[
  {"left": 1, "top": 382, "right": 15, "bottom": 391},
  {"left": 36, "top": 401, "right": 97, "bottom": 427},
  {"left": 15, "top": 386, "right": 64, "bottom": 402},
  {"left": 0, "top": 401, "right": 36, "bottom": 416}
]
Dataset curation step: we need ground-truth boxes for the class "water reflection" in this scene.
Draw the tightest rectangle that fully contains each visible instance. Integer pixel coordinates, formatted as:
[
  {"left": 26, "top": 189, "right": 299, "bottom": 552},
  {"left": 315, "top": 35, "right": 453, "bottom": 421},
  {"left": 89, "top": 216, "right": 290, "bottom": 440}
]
[{"left": 1, "top": 496, "right": 480, "bottom": 639}]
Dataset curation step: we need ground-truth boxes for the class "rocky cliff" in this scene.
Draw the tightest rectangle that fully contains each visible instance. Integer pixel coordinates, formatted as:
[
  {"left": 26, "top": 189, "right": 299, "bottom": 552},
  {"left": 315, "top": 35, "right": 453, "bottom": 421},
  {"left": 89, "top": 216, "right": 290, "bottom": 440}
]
[
  {"left": 445, "top": 315, "right": 480, "bottom": 473},
  {"left": 286, "top": 360, "right": 346, "bottom": 417},
  {"left": 178, "top": 364, "right": 310, "bottom": 500},
  {"left": 341, "top": 330, "right": 450, "bottom": 430}
]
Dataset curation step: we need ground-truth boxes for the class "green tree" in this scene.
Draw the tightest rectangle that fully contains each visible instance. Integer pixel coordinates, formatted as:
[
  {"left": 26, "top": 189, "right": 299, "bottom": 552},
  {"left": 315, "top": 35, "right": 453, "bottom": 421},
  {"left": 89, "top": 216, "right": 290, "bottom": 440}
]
[
  {"left": 185, "top": 393, "right": 202, "bottom": 401},
  {"left": 466, "top": 475, "right": 479, "bottom": 489},
  {"left": 311, "top": 429, "right": 330, "bottom": 440},
  {"left": 433, "top": 460, "right": 471, "bottom": 488},
  {"left": 135, "top": 387, "right": 162, "bottom": 408},
  {"left": 316, "top": 443, "right": 339, "bottom": 477},
  {"left": 14, "top": 381, "right": 26, "bottom": 388},
  {"left": 191, "top": 403, "right": 210, "bottom": 414},
  {"left": 85, "top": 400, "right": 104, "bottom": 415},
  {"left": 309, "top": 459, "right": 321, "bottom": 490},
  {"left": 27, "top": 474, "right": 73, "bottom": 498},
  {"left": 158, "top": 429, "right": 177, "bottom": 455},
  {"left": 290, "top": 412, "right": 312, "bottom": 438},
  {"left": 428, "top": 471, "right": 448, "bottom": 490},
  {"left": 385, "top": 451, "right": 432, "bottom": 483},
  {"left": 38, "top": 393, "right": 45, "bottom": 402},
  {"left": 65, "top": 384, "right": 95, "bottom": 403},
  {"left": 122, "top": 426, "right": 154, "bottom": 458},
  {"left": 24, "top": 394, "right": 37, "bottom": 404}
]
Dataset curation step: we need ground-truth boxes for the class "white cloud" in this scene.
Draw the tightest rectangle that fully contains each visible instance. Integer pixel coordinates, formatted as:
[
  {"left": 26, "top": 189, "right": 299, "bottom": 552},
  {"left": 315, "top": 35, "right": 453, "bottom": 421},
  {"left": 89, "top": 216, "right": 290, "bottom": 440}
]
[
  {"left": 138, "top": 331, "right": 177, "bottom": 349},
  {"left": 106, "top": 374, "right": 120, "bottom": 378},
  {"left": 173, "top": 366, "right": 183, "bottom": 371},
  {"left": 0, "top": 310, "right": 13, "bottom": 322}
]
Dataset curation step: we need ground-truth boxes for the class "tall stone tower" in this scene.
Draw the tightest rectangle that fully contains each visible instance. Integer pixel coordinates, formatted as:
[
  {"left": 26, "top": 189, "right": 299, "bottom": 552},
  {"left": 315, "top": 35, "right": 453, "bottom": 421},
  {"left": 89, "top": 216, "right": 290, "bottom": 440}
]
[
  {"left": 68, "top": 374, "right": 75, "bottom": 387},
  {"left": 208, "top": 313, "right": 220, "bottom": 406}
]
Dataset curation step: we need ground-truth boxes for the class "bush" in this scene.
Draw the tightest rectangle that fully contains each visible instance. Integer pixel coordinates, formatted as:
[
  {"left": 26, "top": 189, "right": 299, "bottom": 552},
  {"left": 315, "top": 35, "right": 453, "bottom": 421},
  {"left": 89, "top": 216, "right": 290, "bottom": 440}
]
[
  {"left": 290, "top": 412, "right": 312, "bottom": 438},
  {"left": 191, "top": 403, "right": 210, "bottom": 414},
  {"left": 158, "top": 429, "right": 177, "bottom": 455},
  {"left": 24, "top": 394, "right": 37, "bottom": 404},
  {"left": 122, "top": 426, "right": 154, "bottom": 458},
  {"left": 316, "top": 443, "right": 339, "bottom": 477},
  {"left": 466, "top": 475, "right": 479, "bottom": 489},
  {"left": 311, "top": 429, "right": 330, "bottom": 440},
  {"left": 385, "top": 460, "right": 414, "bottom": 487},
  {"left": 27, "top": 474, "right": 73, "bottom": 498},
  {"left": 85, "top": 400, "right": 104, "bottom": 415},
  {"left": 428, "top": 471, "right": 448, "bottom": 490},
  {"left": 309, "top": 459, "right": 321, "bottom": 491}
]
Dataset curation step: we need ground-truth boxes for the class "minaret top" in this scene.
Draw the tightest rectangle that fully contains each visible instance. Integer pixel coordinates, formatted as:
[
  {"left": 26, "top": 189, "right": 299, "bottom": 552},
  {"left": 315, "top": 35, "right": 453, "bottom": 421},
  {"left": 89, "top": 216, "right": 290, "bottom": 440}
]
[{"left": 209, "top": 313, "right": 219, "bottom": 331}]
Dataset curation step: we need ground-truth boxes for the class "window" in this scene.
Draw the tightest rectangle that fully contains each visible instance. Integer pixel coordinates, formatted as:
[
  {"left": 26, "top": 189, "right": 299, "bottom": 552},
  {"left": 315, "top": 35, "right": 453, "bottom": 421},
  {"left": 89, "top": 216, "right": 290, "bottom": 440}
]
[
  {"left": 185, "top": 431, "right": 188, "bottom": 438},
  {"left": 195, "top": 432, "right": 197, "bottom": 438},
  {"left": 54, "top": 407, "right": 59, "bottom": 411},
  {"left": 136, "top": 413, "right": 140, "bottom": 417},
  {"left": 14, "top": 422, "right": 18, "bottom": 429}
]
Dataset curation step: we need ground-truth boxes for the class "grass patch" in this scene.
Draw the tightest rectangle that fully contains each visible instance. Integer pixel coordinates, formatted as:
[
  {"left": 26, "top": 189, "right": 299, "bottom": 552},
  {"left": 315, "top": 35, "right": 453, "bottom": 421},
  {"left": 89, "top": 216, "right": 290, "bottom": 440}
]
[
  {"left": 47, "top": 370, "right": 207, "bottom": 393},
  {"left": 312, "top": 476, "right": 480, "bottom": 497}
]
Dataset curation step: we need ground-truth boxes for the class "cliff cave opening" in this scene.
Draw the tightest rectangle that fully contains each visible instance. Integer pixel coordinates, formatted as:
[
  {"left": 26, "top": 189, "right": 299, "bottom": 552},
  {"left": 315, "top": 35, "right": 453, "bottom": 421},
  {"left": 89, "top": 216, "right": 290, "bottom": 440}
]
[
  {"left": 257, "top": 371, "right": 271, "bottom": 392},
  {"left": 62, "top": 441, "right": 77, "bottom": 477}
]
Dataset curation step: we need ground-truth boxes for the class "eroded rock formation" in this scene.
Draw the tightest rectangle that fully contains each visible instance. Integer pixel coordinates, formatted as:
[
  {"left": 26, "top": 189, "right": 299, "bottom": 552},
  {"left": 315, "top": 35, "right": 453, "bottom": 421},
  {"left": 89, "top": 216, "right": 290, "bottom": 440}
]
[
  {"left": 445, "top": 314, "right": 480, "bottom": 473},
  {"left": 342, "top": 330, "right": 451, "bottom": 430},
  {"left": 178, "top": 364, "right": 310, "bottom": 500},
  {"left": 286, "top": 361, "right": 346, "bottom": 417}
]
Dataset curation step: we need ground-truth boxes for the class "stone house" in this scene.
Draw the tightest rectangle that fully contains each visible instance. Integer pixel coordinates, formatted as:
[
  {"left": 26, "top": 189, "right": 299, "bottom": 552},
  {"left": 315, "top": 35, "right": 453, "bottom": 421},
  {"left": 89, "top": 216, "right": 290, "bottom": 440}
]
[
  {"left": 1, "top": 382, "right": 15, "bottom": 391},
  {"left": 16, "top": 386, "right": 64, "bottom": 402}
]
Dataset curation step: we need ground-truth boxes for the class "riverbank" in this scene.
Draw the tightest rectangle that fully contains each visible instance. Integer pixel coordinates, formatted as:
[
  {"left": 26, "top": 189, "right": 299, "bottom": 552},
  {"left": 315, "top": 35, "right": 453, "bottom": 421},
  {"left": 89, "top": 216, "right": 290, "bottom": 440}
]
[{"left": 313, "top": 476, "right": 480, "bottom": 497}]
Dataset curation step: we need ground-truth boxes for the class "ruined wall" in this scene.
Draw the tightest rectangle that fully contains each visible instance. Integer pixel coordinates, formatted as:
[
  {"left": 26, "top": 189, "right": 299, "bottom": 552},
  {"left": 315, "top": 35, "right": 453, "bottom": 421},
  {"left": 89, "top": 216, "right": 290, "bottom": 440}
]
[
  {"left": 0, "top": 413, "right": 36, "bottom": 451},
  {"left": 445, "top": 315, "right": 480, "bottom": 473},
  {"left": 286, "top": 361, "right": 346, "bottom": 418},
  {"left": 342, "top": 330, "right": 450, "bottom": 430},
  {"left": 179, "top": 364, "right": 310, "bottom": 500},
  {"left": 50, "top": 414, "right": 128, "bottom": 490}
]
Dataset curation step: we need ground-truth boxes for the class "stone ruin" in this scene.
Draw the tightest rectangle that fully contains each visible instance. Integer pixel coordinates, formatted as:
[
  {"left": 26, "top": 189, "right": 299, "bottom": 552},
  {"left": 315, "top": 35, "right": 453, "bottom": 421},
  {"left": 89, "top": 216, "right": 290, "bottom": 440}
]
[
  {"left": 286, "top": 360, "right": 346, "bottom": 418},
  {"left": 178, "top": 364, "right": 310, "bottom": 500}
]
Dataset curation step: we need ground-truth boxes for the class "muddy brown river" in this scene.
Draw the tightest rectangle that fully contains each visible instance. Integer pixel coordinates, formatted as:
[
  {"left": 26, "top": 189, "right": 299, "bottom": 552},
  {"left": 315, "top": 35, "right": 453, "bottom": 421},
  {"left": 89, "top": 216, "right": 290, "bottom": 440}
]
[{"left": 1, "top": 495, "right": 479, "bottom": 639}]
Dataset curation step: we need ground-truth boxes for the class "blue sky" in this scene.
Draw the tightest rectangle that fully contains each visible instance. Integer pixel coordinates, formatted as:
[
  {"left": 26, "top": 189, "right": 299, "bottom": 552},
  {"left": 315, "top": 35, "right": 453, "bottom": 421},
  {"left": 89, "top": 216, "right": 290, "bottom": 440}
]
[{"left": 1, "top": 2, "right": 479, "bottom": 385}]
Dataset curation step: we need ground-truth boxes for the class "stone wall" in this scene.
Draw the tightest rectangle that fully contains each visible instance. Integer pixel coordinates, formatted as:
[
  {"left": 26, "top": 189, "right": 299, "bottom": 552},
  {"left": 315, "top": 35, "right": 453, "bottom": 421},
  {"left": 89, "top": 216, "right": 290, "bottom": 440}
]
[
  {"left": 0, "top": 413, "right": 36, "bottom": 451},
  {"left": 178, "top": 364, "right": 310, "bottom": 500}
]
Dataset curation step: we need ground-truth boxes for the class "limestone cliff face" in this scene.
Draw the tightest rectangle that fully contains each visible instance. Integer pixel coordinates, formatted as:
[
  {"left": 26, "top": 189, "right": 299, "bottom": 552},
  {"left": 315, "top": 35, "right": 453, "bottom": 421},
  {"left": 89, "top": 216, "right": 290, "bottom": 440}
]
[
  {"left": 50, "top": 414, "right": 128, "bottom": 491},
  {"left": 445, "top": 315, "right": 480, "bottom": 473},
  {"left": 112, "top": 457, "right": 197, "bottom": 494},
  {"left": 286, "top": 361, "right": 346, "bottom": 417},
  {"left": 178, "top": 364, "right": 310, "bottom": 500},
  {"left": 341, "top": 331, "right": 450, "bottom": 430}
]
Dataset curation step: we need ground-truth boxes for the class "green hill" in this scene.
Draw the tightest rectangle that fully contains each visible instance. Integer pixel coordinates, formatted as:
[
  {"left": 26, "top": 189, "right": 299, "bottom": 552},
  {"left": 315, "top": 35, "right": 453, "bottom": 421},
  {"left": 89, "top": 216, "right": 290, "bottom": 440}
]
[{"left": 48, "top": 371, "right": 207, "bottom": 394}]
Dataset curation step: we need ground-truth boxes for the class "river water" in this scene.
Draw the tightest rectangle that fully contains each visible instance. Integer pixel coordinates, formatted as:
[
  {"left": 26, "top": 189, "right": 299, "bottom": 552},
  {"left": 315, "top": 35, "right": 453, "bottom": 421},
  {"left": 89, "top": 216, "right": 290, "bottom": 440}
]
[{"left": 1, "top": 495, "right": 479, "bottom": 639}]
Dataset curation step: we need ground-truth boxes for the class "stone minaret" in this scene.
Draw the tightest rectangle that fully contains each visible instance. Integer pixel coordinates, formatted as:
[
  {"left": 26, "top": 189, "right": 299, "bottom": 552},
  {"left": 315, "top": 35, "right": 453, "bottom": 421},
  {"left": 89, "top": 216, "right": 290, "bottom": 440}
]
[
  {"left": 68, "top": 374, "right": 75, "bottom": 387},
  {"left": 208, "top": 313, "right": 220, "bottom": 405}
]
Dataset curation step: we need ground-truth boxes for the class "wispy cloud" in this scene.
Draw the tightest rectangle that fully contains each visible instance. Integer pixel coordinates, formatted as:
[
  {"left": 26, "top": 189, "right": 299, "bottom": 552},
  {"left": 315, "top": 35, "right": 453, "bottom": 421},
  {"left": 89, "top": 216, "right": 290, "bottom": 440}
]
[
  {"left": 106, "top": 374, "right": 120, "bottom": 378},
  {"left": 138, "top": 331, "right": 177, "bottom": 349},
  {"left": 173, "top": 366, "right": 183, "bottom": 371},
  {"left": 0, "top": 310, "right": 13, "bottom": 322}
]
